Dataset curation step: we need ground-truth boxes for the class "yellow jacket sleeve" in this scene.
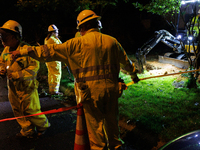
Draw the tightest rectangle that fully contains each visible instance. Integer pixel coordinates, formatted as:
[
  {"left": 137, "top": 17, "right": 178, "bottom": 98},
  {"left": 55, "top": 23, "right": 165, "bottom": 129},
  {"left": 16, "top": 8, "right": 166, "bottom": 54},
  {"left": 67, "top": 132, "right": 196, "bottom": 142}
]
[
  {"left": 117, "top": 42, "right": 137, "bottom": 78},
  {"left": 11, "top": 57, "right": 40, "bottom": 80},
  {"left": 0, "top": 48, "right": 9, "bottom": 76},
  {"left": 19, "top": 41, "right": 69, "bottom": 62}
]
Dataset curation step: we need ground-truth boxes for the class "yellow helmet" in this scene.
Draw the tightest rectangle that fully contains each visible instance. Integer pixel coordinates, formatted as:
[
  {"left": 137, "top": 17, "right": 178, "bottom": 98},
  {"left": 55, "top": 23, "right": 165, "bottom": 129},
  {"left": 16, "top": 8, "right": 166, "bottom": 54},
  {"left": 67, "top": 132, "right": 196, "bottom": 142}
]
[
  {"left": 0, "top": 20, "right": 22, "bottom": 37},
  {"left": 76, "top": 10, "right": 101, "bottom": 29},
  {"left": 48, "top": 24, "right": 58, "bottom": 32}
]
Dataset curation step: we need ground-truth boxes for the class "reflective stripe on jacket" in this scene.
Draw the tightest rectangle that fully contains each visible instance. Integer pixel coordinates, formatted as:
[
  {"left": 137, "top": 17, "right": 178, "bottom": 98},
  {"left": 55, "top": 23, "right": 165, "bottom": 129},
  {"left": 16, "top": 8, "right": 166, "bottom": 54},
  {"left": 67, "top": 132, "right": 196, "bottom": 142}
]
[
  {"left": 0, "top": 43, "right": 39, "bottom": 93},
  {"left": 20, "top": 28, "right": 137, "bottom": 82}
]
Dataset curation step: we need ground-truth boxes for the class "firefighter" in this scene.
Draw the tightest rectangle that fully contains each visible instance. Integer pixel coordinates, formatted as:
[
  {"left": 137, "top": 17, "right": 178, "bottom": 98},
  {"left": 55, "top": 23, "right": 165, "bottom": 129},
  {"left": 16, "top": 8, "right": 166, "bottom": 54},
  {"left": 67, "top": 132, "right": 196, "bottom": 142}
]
[
  {"left": 44, "top": 24, "right": 63, "bottom": 96},
  {"left": 11, "top": 10, "right": 140, "bottom": 149},
  {"left": 0, "top": 20, "right": 50, "bottom": 138}
]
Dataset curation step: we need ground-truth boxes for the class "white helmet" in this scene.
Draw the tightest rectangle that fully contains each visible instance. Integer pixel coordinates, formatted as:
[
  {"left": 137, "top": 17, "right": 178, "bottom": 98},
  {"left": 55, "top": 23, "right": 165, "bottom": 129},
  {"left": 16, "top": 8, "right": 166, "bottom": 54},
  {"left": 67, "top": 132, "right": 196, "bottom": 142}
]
[
  {"left": 0, "top": 20, "right": 22, "bottom": 37},
  {"left": 48, "top": 24, "right": 58, "bottom": 32},
  {"left": 76, "top": 10, "right": 101, "bottom": 29}
]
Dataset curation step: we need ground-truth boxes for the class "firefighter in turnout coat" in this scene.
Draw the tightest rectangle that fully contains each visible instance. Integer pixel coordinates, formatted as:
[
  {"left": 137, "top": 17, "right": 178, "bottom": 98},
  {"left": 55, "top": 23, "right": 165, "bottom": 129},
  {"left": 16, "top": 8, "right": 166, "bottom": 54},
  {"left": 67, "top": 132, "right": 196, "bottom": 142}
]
[
  {"left": 44, "top": 24, "right": 62, "bottom": 95},
  {"left": 0, "top": 20, "right": 50, "bottom": 138}
]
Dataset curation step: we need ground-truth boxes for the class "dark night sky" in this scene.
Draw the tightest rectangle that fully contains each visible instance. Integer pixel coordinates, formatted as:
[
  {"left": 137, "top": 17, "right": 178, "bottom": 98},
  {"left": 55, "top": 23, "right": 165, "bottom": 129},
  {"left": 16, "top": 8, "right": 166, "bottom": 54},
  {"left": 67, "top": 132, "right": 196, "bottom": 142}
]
[{"left": 0, "top": 1, "right": 171, "bottom": 54}]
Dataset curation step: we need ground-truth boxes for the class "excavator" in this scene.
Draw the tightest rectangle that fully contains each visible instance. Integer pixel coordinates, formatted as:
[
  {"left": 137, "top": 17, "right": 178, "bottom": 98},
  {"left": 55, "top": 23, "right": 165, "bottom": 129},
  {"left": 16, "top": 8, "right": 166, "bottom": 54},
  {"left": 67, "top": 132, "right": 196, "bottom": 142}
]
[
  {"left": 136, "top": 0, "right": 200, "bottom": 73},
  {"left": 135, "top": 29, "right": 194, "bottom": 73}
]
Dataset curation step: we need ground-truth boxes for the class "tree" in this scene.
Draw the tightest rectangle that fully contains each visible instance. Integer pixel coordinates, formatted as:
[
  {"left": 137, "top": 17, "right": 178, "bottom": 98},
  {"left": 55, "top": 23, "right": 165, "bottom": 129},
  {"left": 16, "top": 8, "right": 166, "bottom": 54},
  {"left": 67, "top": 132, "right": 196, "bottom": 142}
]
[
  {"left": 133, "top": 0, "right": 200, "bottom": 88},
  {"left": 133, "top": 0, "right": 180, "bottom": 17}
]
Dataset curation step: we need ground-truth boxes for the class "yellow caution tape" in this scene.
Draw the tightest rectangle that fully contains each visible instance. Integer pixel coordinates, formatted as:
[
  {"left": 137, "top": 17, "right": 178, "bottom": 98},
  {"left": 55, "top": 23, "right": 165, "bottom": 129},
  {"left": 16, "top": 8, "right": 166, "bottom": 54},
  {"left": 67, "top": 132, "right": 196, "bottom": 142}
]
[{"left": 126, "top": 69, "right": 200, "bottom": 87}]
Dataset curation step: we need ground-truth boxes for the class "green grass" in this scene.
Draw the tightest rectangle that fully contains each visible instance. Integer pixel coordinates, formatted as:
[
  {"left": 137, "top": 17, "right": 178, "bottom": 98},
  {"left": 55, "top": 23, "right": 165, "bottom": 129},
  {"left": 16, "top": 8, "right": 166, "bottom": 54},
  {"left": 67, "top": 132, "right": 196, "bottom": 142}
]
[
  {"left": 39, "top": 59, "right": 200, "bottom": 143},
  {"left": 118, "top": 71, "right": 200, "bottom": 142}
]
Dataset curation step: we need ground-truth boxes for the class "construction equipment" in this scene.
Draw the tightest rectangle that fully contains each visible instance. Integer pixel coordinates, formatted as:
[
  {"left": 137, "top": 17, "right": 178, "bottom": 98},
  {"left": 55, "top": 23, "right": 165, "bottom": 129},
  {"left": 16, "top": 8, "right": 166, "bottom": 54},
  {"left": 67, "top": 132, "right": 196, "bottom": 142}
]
[
  {"left": 136, "top": 29, "right": 190, "bottom": 72},
  {"left": 136, "top": 0, "right": 200, "bottom": 73},
  {"left": 135, "top": 28, "right": 200, "bottom": 73}
]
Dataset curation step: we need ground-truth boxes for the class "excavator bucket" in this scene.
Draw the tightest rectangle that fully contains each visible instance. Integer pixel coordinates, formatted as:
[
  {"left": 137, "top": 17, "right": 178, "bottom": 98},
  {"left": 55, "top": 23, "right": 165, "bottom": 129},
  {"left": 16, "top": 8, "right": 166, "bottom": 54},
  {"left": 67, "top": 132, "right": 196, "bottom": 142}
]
[{"left": 158, "top": 54, "right": 189, "bottom": 69}]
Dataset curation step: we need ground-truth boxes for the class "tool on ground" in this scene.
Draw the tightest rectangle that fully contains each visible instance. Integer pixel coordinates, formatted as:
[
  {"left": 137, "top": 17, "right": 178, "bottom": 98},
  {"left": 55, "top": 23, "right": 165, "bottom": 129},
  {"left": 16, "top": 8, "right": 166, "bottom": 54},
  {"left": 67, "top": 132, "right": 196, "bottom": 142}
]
[{"left": 126, "top": 68, "right": 200, "bottom": 86}]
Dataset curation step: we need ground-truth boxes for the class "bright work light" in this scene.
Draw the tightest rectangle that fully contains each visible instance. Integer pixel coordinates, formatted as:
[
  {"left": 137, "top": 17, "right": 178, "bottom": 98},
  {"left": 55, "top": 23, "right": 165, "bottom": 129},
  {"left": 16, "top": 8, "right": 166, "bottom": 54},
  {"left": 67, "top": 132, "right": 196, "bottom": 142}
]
[
  {"left": 188, "top": 35, "right": 193, "bottom": 41},
  {"left": 177, "top": 35, "right": 182, "bottom": 39},
  {"left": 181, "top": 0, "right": 200, "bottom": 5}
]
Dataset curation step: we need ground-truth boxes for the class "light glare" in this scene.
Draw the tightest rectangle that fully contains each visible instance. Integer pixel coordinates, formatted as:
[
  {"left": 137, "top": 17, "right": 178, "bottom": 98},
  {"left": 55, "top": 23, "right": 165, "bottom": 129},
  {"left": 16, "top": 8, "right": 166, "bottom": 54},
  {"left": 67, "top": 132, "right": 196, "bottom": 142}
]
[
  {"left": 188, "top": 36, "right": 193, "bottom": 41},
  {"left": 177, "top": 35, "right": 182, "bottom": 39}
]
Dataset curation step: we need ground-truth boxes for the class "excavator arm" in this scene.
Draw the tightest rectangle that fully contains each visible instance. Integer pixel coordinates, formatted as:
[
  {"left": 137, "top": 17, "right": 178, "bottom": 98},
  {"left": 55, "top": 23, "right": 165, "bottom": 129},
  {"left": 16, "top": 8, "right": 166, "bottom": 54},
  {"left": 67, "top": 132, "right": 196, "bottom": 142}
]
[{"left": 136, "top": 29, "right": 184, "bottom": 73}]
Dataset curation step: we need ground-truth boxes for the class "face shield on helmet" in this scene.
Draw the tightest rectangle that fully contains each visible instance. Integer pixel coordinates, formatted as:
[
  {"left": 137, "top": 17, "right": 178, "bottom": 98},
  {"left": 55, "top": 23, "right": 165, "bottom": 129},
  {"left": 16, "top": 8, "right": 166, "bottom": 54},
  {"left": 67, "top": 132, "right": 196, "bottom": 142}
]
[
  {"left": 0, "top": 20, "right": 22, "bottom": 38},
  {"left": 76, "top": 10, "right": 101, "bottom": 29}
]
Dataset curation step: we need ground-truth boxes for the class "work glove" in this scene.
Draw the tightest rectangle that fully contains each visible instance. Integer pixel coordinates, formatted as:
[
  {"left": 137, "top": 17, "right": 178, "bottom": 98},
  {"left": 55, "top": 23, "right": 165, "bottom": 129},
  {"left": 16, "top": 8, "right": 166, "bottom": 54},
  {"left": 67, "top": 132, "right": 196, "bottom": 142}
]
[
  {"left": 118, "top": 78, "right": 127, "bottom": 90},
  {"left": 118, "top": 78, "right": 127, "bottom": 97},
  {"left": 10, "top": 50, "right": 21, "bottom": 61},
  {"left": 131, "top": 74, "right": 140, "bottom": 83}
]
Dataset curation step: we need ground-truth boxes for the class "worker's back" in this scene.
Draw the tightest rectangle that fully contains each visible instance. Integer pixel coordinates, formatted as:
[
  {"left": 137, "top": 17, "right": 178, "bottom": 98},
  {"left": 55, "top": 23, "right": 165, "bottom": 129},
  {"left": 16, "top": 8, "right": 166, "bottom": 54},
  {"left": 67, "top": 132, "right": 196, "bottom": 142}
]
[{"left": 70, "top": 28, "right": 121, "bottom": 84}]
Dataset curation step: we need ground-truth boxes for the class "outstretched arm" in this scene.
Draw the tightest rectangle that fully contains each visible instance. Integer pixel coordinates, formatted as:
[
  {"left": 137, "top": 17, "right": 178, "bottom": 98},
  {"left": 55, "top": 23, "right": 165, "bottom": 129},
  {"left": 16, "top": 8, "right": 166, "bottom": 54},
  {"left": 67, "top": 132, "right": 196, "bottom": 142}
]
[{"left": 10, "top": 43, "right": 68, "bottom": 63}]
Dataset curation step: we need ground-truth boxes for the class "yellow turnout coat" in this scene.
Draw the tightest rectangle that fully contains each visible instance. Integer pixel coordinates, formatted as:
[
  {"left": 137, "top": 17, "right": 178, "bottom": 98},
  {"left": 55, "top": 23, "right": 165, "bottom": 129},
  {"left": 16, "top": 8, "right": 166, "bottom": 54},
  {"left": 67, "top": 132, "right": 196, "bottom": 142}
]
[
  {"left": 0, "top": 43, "right": 50, "bottom": 136},
  {"left": 44, "top": 36, "right": 62, "bottom": 94}
]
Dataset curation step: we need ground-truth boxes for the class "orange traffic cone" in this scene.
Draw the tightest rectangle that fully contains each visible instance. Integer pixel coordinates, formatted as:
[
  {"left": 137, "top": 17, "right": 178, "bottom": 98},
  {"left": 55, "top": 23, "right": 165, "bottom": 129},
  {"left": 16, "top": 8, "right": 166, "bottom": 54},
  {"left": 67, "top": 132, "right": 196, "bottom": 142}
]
[{"left": 74, "top": 103, "right": 90, "bottom": 150}]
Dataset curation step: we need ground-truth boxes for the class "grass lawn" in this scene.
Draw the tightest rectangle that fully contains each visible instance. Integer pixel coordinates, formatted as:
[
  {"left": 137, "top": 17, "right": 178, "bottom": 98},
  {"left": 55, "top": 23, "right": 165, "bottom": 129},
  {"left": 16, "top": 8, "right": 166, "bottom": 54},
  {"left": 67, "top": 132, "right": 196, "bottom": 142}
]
[{"left": 118, "top": 70, "right": 200, "bottom": 142}]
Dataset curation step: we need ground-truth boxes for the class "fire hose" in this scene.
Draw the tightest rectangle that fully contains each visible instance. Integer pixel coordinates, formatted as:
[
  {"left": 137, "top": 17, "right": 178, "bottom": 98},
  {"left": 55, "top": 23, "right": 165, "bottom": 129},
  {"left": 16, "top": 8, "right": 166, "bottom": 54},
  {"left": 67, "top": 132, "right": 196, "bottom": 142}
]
[{"left": 126, "top": 68, "right": 200, "bottom": 87}]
